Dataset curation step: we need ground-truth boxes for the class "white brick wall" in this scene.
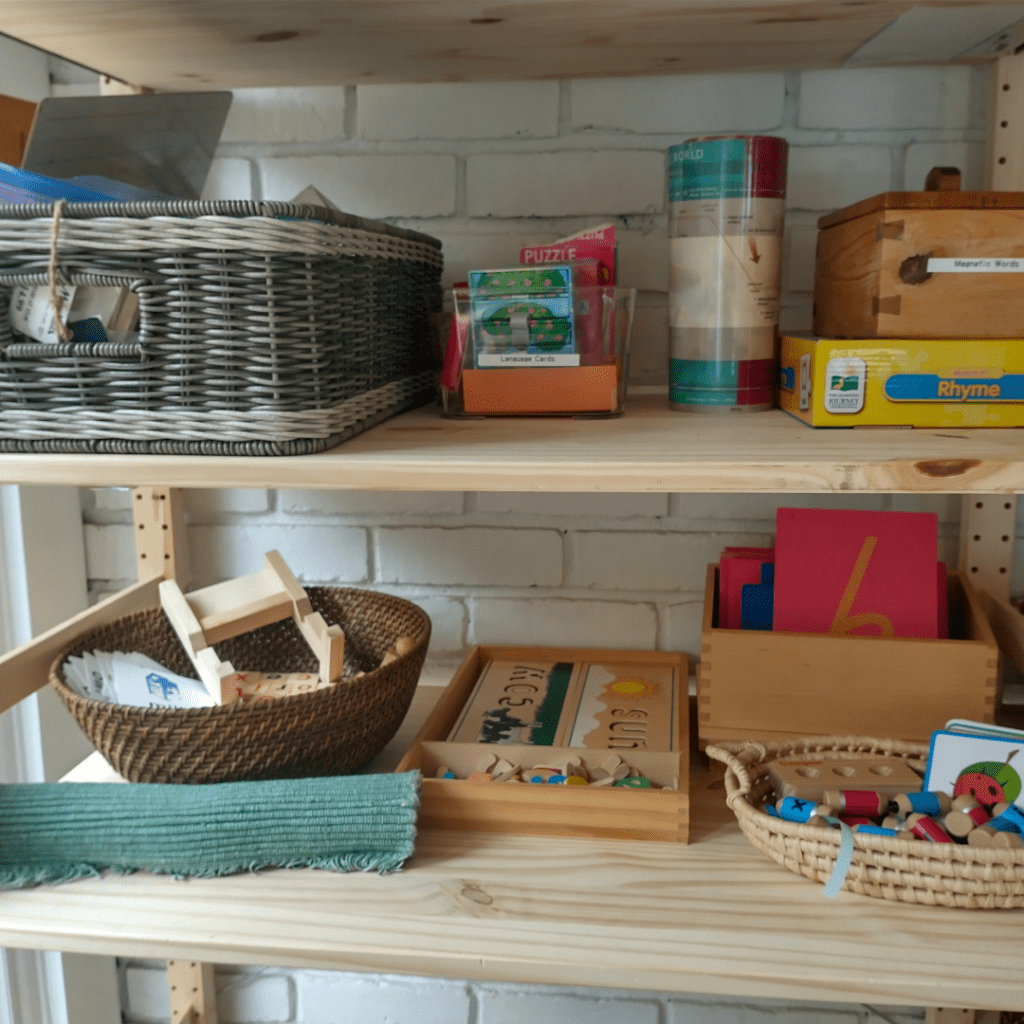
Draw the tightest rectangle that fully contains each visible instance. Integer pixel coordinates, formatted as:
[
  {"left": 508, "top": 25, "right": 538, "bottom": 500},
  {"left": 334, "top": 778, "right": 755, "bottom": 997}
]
[
  {"left": 119, "top": 962, "right": 928, "bottom": 1024},
  {"left": 568, "top": 531, "right": 772, "bottom": 592},
  {"left": 259, "top": 155, "right": 457, "bottom": 217},
  {"left": 376, "top": 527, "right": 563, "bottom": 587},
  {"left": 79, "top": 57, "right": 996, "bottom": 1024},
  {"left": 798, "top": 67, "right": 975, "bottom": 130},
  {"left": 467, "top": 150, "right": 665, "bottom": 218},
  {"left": 470, "top": 595, "right": 659, "bottom": 649},
  {"left": 358, "top": 81, "right": 559, "bottom": 140},
  {"left": 786, "top": 146, "right": 892, "bottom": 210},
  {"left": 570, "top": 73, "right": 786, "bottom": 133}
]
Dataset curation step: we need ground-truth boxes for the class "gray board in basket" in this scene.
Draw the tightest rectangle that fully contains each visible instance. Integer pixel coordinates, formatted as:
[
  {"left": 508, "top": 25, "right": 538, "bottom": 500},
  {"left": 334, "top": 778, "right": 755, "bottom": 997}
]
[{"left": 0, "top": 200, "right": 444, "bottom": 455}]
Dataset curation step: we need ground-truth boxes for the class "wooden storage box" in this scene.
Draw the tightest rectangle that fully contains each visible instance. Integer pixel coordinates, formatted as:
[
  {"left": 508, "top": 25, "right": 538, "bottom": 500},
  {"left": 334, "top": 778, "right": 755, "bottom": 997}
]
[
  {"left": 697, "top": 564, "right": 998, "bottom": 746},
  {"left": 813, "top": 190, "right": 1024, "bottom": 338},
  {"left": 396, "top": 645, "right": 690, "bottom": 843}
]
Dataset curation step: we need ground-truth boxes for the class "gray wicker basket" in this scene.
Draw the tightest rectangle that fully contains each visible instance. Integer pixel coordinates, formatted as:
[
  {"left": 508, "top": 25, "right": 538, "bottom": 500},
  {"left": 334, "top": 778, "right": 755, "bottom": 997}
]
[{"left": 0, "top": 200, "right": 443, "bottom": 455}]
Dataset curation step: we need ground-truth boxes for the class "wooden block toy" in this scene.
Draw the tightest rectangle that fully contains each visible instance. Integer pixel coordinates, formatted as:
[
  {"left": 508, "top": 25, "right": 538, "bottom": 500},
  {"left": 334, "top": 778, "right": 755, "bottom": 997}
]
[
  {"left": 768, "top": 755, "right": 923, "bottom": 803},
  {"left": 967, "top": 824, "right": 1024, "bottom": 848},
  {"left": 906, "top": 813, "right": 953, "bottom": 843},
  {"left": 989, "top": 802, "right": 1024, "bottom": 835},
  {"left": 380, "top": 635, "right": 418, "bottom": 668},
  {"left": 944, "top": 803, "right": 990, "bottom": 839},
  {"left": 776, "top": 796, "right": 834, "bottom": 824},
  {"left": 229, "top": 672, "right": 331, "bottom": 705},
  {"left": 890, "top": 791, "right": 951, "bottom": 817},
  {"left": 263, "top": 550, "right": 345, "bottom": 683},
  {"left": 822, "top": 789, "right": 887, "bottom": 817},
  {"left": 854, "top": 824, "right": 899, "bottom": 836},
  {"left": 159, "top": 549, "right": 347, "bottom": 703}
]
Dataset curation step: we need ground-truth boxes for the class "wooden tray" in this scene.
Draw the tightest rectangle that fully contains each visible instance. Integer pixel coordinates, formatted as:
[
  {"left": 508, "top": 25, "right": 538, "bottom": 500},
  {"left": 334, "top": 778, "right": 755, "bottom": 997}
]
[{"left": 395, "top": 645, "right": 690, "bottom": 843}]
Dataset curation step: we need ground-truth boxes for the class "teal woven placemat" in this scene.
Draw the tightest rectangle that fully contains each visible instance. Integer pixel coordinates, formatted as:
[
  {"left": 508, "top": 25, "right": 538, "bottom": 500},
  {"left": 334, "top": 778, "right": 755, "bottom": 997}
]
[{"left": 0, "top": 771, "right": 421, "bottom": 889}]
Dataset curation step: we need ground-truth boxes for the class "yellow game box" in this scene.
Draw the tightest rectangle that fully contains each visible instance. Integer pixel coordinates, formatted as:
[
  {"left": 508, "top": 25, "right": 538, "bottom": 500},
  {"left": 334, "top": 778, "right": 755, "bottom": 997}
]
[{"left": 779, "top": 334, "right": 1024, "bottom": 428}]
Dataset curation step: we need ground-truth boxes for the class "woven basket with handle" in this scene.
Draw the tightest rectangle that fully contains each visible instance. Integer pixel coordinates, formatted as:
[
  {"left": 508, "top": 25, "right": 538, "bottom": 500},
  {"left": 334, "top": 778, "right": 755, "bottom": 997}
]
[
  {"left": 707, "top": 735, "right": 1024, "bottom": 909},
  {"left": 50, "top": 587, "right": 430, "bottom": 784},
  {"left": 0, "top": 200, "right": 443, "bottom": 455}
]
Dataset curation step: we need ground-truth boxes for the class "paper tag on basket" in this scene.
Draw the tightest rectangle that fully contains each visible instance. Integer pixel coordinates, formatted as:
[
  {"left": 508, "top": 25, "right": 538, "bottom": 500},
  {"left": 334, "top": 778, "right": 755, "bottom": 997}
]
[{"left": 9, "top": 283, "right": 76, "bottom": 343}]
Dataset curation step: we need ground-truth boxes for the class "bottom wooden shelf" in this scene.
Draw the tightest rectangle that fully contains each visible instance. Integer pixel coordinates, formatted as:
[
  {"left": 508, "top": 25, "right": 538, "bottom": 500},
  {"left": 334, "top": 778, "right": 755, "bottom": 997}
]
[{"left": 4, "top": 683, "right": 1023, "bottom": 1011}]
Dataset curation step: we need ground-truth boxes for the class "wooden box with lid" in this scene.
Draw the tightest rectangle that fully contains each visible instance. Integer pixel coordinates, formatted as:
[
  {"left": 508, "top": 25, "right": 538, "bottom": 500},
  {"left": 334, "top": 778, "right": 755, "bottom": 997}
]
[{"left": 813, "top": 178, "right": 1024, "bottom": 339}]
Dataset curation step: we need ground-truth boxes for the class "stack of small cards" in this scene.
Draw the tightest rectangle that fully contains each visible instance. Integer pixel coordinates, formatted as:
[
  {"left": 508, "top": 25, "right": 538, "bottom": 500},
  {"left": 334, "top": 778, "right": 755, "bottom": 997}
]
[{"left": 62, "top": 650, "right": 217, "bottom": 709}]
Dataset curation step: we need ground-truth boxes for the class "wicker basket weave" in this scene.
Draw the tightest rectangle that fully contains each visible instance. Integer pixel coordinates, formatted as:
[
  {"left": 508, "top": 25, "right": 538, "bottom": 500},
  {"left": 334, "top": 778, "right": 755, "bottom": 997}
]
[
  {"left": 707, "top": 736, "right": 1024, "bottom": 909},
  {"left": 50, "top": 587, "right": 430, "bottom": 784},
  {"left": 0, "top": 200, "right": 443, "bottom": 455}
]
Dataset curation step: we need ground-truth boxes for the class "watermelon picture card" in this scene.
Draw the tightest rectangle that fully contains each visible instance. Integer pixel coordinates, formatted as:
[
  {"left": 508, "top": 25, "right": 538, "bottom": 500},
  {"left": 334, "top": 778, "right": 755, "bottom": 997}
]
[{"left": 773, "top": 508, "right": 938, "bottom": 638}]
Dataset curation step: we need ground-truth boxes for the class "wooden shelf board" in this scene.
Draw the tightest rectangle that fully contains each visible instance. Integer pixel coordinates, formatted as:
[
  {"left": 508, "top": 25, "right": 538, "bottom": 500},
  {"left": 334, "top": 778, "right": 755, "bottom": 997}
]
[
  {"left": 1, "top": 396, "right": 1023, "bottom": 493},
  {"left": 0, "top": 0, "right": 1005, "bottom": 89},
  {"left": 2, "top": 685, "right": 1022, "bottom": 1010}
]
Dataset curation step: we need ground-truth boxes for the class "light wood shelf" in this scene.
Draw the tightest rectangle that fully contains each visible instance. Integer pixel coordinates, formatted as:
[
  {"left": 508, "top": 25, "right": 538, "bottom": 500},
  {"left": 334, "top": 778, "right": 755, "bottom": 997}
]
[
  {"left": 0, "top": 5, "right": 1022, "bottom": 1013},
  {"left": 0, "top": 685, "right": 1016, "bottom": 1012},
  {"left": 1, "top": 396, "right": 1022, "bottom": 493},
  {"left": 0, "top": 0, "right": 1012, "bottom": 91}
]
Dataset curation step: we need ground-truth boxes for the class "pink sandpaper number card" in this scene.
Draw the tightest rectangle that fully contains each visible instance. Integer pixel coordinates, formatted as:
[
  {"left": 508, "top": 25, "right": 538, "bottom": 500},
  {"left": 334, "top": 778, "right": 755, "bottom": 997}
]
[{"left": 773, "top": 508, "right": 939, "bottom": 639}]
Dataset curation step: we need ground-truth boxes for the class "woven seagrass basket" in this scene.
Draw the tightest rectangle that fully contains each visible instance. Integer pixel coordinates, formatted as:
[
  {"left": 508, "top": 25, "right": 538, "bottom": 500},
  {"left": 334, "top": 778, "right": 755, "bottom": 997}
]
[
  {"left": 0, "top": 200, "right": 443, "bottom": 455},
  {"left": 49, "top": 587, "right": 430, "bottom": 784},
  {"left": 707, "top": 736, "right": 1024, "bottom": 909}
]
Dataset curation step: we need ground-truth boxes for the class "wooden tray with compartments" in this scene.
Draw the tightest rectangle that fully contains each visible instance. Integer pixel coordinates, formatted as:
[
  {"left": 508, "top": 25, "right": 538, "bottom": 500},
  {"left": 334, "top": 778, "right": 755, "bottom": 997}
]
[{"left": 395, "top": 645, "right": 690, "bottom": 843}]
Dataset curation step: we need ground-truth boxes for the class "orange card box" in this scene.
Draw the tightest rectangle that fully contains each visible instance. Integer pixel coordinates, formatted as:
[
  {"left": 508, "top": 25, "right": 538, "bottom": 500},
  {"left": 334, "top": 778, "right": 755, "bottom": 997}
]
[
  {"left": 396, "top": 645, "right": 690, "bottom": 843},
  {"left": 697, "top": 564, "right": 999, "bottom": 747}
]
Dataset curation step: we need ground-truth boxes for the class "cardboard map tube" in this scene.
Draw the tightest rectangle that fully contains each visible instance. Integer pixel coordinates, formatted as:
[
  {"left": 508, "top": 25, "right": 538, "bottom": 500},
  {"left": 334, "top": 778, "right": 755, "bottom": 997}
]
[{"left": 668, "top": 135, "right": 787, "bottom": 412}]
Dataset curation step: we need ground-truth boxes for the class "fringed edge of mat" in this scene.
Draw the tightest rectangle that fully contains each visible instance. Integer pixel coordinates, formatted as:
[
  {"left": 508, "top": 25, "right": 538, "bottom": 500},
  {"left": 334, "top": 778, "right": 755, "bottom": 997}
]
[{"left": 0, "top": 842, "right": 417, "bottom": 891}]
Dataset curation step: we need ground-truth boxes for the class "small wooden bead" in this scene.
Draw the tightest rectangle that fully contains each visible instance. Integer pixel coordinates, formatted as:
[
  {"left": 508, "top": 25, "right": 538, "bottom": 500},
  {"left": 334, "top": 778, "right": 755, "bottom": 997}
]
[
  {"left": 890, "top": 791, "right": 950, "bottom": 818},
  {"left": 991, "top": 830, "right": 1024, "bottom": 849},
  {"left": 906, "top": 813, "right": 953, "bottom": 843}
]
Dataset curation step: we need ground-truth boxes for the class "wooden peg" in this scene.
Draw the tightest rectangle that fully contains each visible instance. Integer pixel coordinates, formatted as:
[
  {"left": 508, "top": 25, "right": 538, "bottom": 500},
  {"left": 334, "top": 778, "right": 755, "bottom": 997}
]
[{"left": 924, "top": 166, "right": 961, "bottom": 191}]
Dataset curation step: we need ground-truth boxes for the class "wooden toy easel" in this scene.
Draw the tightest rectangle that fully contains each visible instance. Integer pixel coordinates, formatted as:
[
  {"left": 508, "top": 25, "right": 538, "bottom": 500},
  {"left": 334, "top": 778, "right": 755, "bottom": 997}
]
[{"left": 158, "top": 549, "right": 344, "bottom": 703}]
